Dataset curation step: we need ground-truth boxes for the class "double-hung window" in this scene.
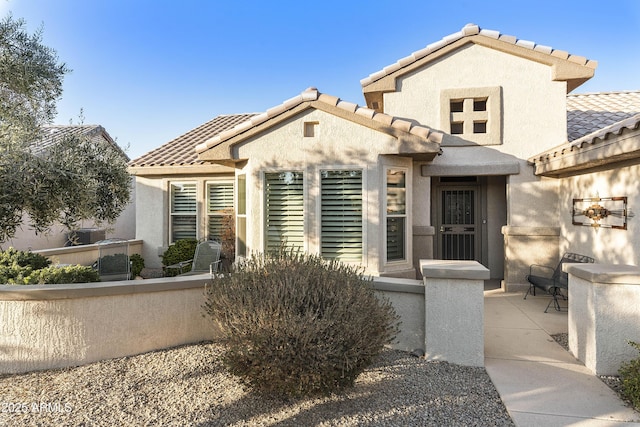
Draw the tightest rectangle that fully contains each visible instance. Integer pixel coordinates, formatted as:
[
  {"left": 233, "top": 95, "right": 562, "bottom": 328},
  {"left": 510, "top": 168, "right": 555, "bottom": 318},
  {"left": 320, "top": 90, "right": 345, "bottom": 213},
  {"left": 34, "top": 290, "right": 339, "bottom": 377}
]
[
  {"left": 320, "top": 169, "right": 363, "bottom": 262},
  {"left": 386, "top": 169, "right": 406, "bottom": 262},
  {"left": 264, "top": 171, "right": 304, "bottom": 251},
  {"left": 207, "top": 181, "right": 234, "bottom": 242},
  {"left": 170, "top": 182, "right": 197, "bottom": 242}
]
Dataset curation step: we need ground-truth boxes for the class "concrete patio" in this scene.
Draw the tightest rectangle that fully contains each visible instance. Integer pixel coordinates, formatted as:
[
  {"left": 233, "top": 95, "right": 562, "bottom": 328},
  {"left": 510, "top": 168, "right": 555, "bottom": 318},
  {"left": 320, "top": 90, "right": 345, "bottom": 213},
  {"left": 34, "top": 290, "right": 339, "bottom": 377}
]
[{"left": 484, "top": 288, "right": 640, "bottom": 426}]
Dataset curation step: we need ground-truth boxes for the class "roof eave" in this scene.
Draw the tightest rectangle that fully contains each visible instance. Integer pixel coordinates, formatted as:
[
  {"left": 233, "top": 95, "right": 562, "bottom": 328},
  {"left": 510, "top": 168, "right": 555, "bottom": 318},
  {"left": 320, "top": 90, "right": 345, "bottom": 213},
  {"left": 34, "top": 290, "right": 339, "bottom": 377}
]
[{"left": 529, "top": 127, "right": 640, "bottom": 178}]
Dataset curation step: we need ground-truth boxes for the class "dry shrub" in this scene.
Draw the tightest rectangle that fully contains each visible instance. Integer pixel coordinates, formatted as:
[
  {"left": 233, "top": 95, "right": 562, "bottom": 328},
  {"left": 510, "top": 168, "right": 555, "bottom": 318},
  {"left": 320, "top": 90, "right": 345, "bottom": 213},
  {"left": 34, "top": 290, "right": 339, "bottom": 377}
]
[{"left": 204, "top": 248, "right": 399, "bottom": 397}]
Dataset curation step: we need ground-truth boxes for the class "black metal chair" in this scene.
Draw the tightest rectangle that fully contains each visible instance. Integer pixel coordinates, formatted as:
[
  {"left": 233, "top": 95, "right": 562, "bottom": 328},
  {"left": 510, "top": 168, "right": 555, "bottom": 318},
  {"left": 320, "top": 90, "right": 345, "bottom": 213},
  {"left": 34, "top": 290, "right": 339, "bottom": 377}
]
[{"left": 524, "top": 253, "right": 595, "bottom": 312}]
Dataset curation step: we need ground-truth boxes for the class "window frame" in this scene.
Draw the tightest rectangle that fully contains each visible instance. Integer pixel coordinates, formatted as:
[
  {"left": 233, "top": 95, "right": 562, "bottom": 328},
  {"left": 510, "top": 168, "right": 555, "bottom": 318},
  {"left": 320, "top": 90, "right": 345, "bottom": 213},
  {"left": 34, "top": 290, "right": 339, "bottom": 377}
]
[
  {"left": 263, "top": 170, "right": 306, "bottom": 252},
  {"left": 205, "top": 180, "right": 234, "bottom": 243},
  {"left": 385, "top": 167, "right": 408, "bottom": 263},
  {"left": 169, "top": 181, "right": 198, "bottom": 244},
  {"left": 440, "top": 86, "right": 502, "bottom": 146},
  {"left": 319, "top": 168, "right": 364, "bottom": 263}
]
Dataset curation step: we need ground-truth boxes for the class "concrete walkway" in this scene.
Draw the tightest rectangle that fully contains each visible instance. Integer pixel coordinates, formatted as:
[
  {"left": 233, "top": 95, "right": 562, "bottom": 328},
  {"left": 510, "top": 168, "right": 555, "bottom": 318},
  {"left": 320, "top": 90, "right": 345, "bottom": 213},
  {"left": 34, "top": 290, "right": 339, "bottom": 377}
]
[{"left": 484, "top": 289, "right": 640, "bottom": 426}]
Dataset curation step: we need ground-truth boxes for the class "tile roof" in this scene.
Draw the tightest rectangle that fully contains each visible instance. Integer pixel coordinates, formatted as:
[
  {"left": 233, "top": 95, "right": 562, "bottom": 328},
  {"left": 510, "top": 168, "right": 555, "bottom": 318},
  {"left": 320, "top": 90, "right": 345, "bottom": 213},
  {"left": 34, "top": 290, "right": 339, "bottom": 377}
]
[
  {"left": 195, "top": 87, "right": 443, "bottom": 156},
  {"left": 530, "top": 91, "right": 640, "bottom": 177},
  {"left": 566, "top": 91, "right": 640, "bottom": 141},
  {"left": 34, "top": 125, "right": 128, "bottom": 160},
  {"left": 360, "top": 23, "right": 597, "bottom": 88},
  {"left": 128, "top": 114, "right": 257, "bottom": 167}
]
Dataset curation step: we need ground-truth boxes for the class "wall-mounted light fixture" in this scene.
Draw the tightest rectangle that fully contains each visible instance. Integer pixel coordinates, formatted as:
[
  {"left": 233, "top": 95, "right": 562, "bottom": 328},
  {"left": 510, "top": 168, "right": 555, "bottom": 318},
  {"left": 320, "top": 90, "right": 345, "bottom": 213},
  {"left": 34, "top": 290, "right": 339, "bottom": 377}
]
[{"left": 572, "top": 197, "right": 628, "bottom": 229}]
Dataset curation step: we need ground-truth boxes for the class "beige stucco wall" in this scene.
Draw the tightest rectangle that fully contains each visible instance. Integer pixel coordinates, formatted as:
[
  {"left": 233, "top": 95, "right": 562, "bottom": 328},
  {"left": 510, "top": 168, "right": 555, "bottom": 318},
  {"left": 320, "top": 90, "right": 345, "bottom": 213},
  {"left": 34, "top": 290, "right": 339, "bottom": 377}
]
[
  {"left": 558, "top": 163, "right": 640, "bottom": 266},
  {"left": 0, "top": 275, "right": 216, "bottom": 374},
  {"left": 134, "top": 176, "right": 168, "bottom": 268},
  {"left": 235, "top": 109, "right": 415, "bottom": 276}
]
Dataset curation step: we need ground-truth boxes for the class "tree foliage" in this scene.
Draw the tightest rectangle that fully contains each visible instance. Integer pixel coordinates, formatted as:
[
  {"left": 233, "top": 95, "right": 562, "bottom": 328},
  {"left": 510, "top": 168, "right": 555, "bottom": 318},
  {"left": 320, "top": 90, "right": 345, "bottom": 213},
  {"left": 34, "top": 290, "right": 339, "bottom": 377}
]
[{"left": 0, "top": 14, "right": 131, "bottom": 242}]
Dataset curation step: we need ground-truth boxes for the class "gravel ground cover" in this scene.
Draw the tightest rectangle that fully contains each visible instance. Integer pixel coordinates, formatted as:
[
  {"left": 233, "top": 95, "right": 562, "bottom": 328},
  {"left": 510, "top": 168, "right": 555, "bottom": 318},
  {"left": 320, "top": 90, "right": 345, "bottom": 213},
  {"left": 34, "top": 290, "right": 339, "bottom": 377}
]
[{"left": 0, "top": 342, "right": 514, "bottom": 426}]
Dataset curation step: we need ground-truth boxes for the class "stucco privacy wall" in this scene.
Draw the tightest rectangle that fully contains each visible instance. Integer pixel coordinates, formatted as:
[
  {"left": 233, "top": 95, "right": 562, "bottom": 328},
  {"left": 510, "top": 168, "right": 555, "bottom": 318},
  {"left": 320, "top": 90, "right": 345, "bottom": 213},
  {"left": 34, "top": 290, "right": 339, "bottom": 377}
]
[
  {"left": 0, "top": 275, "right": 430, "bottom": 374},
  {"left": 0, "top": 275, "right": 216, "bottom": 374},
  {"left": 557, "top": 163, "right": 640, "bottom": 266},
  {"left": 235, "top": 109, "right": 415, "bottom": 276}
]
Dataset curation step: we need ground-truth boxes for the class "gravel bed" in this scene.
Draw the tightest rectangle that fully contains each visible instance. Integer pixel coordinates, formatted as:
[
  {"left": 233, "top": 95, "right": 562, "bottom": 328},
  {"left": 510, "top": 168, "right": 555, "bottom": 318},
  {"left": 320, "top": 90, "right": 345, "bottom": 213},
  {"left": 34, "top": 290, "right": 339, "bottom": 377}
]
[{"left": 0, "top": 342, "right": 514, "bottom": 426}]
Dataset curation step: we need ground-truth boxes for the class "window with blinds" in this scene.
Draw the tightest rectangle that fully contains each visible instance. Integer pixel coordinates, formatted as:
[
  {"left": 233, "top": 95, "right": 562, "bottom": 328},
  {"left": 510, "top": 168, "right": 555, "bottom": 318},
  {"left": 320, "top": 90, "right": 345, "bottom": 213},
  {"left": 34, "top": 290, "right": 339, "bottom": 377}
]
[
  {"left": 207, "top": 182, "right": 234, "bottom": 242},
  {"left": 264, "top": 172, "right": 304, "bottom": 252},
  {"left": 386, "top": 169, "right": 406, "bottom": 261},
  {"left": 170, "top": 182, "right": 197, "bottom": 242},
  {"left": 320, "top": 170, "right": 362, "bottom": 262}
]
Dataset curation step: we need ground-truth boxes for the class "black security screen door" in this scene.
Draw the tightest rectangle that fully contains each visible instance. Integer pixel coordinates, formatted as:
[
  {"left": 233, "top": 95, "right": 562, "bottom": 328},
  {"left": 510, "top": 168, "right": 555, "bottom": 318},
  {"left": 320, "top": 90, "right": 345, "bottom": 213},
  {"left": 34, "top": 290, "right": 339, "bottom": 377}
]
[{"left": 438, "top": 187, "right": 479, "bottom": 260}]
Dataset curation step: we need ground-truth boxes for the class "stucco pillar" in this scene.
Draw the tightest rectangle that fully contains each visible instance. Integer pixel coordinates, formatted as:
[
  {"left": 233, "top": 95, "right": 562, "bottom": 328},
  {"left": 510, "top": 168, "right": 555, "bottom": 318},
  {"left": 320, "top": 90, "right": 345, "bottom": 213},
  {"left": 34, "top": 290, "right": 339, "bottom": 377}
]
[
  {"left": 502, "top": 226, "right": 559, "bottom": 292},
  {"left": 567, "top": 263, "right": 640, "bottom": 376},
  {"left": 421, "top": 260, "right": 489, "bottom": 367}
]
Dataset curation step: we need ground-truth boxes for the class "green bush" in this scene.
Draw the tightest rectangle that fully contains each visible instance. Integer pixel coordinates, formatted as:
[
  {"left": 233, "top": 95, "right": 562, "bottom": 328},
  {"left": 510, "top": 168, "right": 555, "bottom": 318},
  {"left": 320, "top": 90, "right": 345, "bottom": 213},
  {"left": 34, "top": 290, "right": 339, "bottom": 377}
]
[
  {"left": 619, "top": 341, "right": 640, "bottom": 410},
  {"left": 0, "top": 248, "right": 51, "bottom": 284},
  {"left": 0, "top": 247, "right": 50, "bottom": 269},
  {"left": 161, "top": 238, "right": 198, "bottom": 276},
  {"left": 0, "top": 248, "right": 100, "bottom": 284},
  {"left": 130, "top": 253, "right": 144, "bottom": 277},
  {"left": 204, "top": 248, "right": 399, "bottom": 397},
  {"left": 25, "top": 265, "right": 100, "bottom": 284},
  {"left": 96, "top": 253, "right": 129, "bottom": 275}
]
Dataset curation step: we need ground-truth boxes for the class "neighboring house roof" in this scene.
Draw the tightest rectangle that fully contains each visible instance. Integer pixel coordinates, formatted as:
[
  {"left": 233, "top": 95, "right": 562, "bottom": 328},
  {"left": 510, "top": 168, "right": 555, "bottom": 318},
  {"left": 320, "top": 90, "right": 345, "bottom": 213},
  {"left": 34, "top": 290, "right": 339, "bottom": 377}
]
[
  {"left": 34, "top": 125, "right": 129, "bottom": 160},
  {"left": 195, "top": 87, "right": 443, "bottom": 164},
  {"left": 360, "top": 23, "right": 596, "bottom": 111},
  {"left": 128, "top": 113, "right": 257, "bottom": 175},
  {"left": 567, "top": 91, "right": 640, "bottom": 141}
]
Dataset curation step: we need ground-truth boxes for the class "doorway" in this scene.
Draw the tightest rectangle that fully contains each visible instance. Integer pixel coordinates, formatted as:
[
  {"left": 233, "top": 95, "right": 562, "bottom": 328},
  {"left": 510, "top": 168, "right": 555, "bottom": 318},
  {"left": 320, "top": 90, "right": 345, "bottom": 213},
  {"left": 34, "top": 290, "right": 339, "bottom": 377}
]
[{"left": 435, "top": 178, "right": 481, "bottom": 261}]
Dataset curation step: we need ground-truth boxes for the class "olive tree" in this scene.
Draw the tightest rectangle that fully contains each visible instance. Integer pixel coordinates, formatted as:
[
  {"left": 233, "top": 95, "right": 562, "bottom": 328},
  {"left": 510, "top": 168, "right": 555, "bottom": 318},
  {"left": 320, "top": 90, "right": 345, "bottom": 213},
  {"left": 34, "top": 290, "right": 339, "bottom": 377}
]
[{"left": 0, "top": 14, "right": 131, "bottom": 242}]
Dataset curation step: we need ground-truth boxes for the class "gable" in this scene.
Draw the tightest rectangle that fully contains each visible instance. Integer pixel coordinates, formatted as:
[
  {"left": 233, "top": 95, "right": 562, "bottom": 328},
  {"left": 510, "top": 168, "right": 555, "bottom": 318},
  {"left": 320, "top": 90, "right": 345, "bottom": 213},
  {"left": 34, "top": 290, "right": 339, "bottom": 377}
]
[
  {"left": 196, "top": 88, "right": 443, "bottom": 164},
  {"left": 361, "top": 24, "right": 597, "bottom": 112}
]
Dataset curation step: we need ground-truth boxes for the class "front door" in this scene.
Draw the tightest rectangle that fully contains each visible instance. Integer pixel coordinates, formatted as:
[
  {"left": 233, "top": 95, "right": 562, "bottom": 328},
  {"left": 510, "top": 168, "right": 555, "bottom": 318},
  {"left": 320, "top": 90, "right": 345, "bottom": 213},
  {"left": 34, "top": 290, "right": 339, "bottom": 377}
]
[{"left": 436, "top": 185, "right": 480, "bottom": 261}]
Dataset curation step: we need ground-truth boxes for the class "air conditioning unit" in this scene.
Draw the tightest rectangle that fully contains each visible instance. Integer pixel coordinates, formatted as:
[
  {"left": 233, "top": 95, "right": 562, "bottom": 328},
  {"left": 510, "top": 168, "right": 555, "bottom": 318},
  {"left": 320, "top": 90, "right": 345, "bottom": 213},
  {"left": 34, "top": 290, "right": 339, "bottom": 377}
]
[{"left": 66, "top": 228, "right": 106, "bottom": 246}]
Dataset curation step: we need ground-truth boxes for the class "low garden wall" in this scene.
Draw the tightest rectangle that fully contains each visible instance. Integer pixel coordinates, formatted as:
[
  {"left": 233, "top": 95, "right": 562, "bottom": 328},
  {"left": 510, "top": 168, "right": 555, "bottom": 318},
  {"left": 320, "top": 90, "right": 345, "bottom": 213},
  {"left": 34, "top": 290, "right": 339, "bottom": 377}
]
[
  {"left": 567, "top": 263, "right": 640, "bottom": 376},
  {"left": 33, "top": 239, "right": 143, "bottom": 267},
  {"left": 0, "top": 266, "right": 485, "bottom": 374}
]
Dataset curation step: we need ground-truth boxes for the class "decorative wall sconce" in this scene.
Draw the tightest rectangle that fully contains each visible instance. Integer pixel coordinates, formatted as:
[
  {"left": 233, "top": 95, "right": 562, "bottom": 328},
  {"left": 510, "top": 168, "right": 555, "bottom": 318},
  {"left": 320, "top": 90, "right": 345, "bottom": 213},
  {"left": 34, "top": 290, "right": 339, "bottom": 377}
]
[{"left": 572, "top": 197, "right": 628, "bottom": 229}]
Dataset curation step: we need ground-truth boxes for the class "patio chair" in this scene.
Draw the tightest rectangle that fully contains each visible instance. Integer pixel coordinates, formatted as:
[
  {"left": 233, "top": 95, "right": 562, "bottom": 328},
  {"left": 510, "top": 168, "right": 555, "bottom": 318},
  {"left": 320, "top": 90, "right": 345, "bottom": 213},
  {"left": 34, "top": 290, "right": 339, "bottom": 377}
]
[
  {"left": 178, "top": 240, "right": 222, "bottom": 276},
  {"left": 524, "top": 252, "right": 595, "bottom": 312}
]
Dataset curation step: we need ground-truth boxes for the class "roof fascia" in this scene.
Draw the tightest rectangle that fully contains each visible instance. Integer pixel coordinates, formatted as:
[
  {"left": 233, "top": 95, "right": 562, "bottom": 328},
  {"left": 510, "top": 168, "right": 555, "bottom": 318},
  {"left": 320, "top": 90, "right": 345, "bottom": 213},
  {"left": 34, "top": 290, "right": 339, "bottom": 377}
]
[
  {"left": 128, "top": 163, "right": 236, "bottom": 176},
  {"left": 530, "top": 128, "right": 640, "bottom": 178}
]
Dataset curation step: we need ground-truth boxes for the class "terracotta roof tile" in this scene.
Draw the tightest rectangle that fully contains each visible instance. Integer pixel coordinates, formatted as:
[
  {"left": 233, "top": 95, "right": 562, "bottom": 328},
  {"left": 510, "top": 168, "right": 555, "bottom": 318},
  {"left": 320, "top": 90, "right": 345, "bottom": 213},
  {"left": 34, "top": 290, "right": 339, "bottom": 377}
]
[
  {"left": 195, "top": 87, "right": 443, "bottom": 155},
  {"left": 566, "top": 91, "right": 640, "bottom": 141},
  {"left": 128, "top": 113, "right": 257, "bottom": 167},
  {"left": 360, "top": 23, "right": 596, "bottom": 88}
]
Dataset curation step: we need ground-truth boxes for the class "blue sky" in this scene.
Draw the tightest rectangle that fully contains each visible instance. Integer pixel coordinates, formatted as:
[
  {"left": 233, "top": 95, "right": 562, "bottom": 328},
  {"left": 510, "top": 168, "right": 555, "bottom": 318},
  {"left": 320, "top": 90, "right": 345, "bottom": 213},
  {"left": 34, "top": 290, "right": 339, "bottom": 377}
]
[{"left": 2, "top": 0, "right": 639, "bottom": 159}]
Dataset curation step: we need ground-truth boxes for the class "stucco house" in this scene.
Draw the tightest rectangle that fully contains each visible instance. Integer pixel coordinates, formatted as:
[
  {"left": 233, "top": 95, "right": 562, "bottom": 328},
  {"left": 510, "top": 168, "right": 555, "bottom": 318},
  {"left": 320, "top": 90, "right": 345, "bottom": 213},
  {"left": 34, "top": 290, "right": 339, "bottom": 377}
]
[
  {"left": 7, "top": 125, "right": 136, "bottom": 251},
  {"left": 129, "top": 24, "right": 639, "bottom": 291}
]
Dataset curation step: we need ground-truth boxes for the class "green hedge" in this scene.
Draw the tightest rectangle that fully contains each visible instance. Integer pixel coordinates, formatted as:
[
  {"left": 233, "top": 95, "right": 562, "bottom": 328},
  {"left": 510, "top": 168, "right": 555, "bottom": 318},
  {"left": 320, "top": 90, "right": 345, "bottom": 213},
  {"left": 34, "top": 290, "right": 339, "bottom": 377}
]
[{"left": 0, "top": 247, "right": 99, "bottom": 285}]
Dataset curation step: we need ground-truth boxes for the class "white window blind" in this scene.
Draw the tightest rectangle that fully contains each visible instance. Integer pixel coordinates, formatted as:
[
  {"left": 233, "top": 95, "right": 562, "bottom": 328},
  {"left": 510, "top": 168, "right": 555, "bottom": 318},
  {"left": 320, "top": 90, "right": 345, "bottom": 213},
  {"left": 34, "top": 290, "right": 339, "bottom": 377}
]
[
  {"left": 321, "top": 170, "right": 362, "bottom": 262},
  {"left": 264, "top": 172, "right": 304, "bottom": 251},
  {"left": 207, "top": 182, "right": 234, "bottom": 242},
  {"left": 170, "top": 182, "right": 197, "bottom": 242}
]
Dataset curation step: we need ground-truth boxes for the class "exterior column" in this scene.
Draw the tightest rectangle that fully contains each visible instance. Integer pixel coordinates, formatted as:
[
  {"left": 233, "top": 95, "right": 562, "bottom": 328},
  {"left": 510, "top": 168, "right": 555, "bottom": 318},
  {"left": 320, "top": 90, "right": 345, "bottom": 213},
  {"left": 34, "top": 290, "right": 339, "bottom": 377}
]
[
  {"left": 420, "top": 260, "right": 489, "bottom": 367},
  {"left": 567, "top": 263, "right": 640, "bottom": 376}
]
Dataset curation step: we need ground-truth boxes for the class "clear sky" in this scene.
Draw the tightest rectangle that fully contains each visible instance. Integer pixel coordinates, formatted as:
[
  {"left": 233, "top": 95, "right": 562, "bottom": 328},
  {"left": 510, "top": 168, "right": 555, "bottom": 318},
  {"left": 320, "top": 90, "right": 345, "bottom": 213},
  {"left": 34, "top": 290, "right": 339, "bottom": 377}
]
[{"left": 2, "top": 0, "right": 639, "bottom": 159}]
